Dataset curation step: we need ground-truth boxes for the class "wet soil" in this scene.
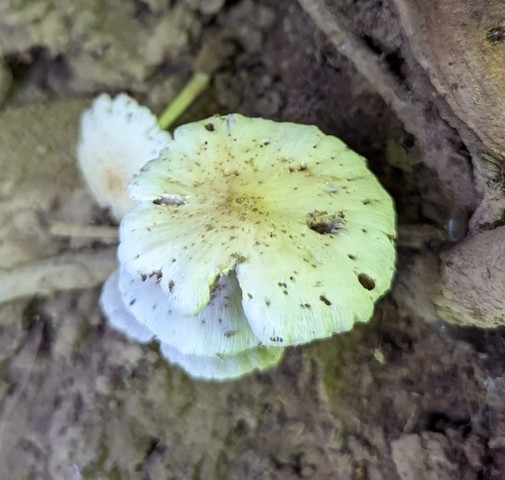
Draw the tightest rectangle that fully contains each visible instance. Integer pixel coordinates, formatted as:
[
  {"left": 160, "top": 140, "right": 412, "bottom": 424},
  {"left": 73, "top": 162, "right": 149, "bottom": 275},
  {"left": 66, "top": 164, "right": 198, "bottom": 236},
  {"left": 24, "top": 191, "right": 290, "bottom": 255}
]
[{"left": 1, "top": 0, "right": 505, "bottom": 478}]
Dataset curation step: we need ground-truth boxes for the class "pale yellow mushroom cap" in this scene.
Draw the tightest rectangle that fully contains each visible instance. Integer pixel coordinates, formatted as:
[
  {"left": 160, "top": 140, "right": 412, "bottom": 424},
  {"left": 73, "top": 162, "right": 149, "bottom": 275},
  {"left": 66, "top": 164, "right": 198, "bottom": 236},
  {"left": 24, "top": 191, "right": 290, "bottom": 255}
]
[
  {"left": 77, "top": 94, "right": 171, "bottom": 222},
  {"left": 118, "top": 113, "right": 397, "bottom": 348}
]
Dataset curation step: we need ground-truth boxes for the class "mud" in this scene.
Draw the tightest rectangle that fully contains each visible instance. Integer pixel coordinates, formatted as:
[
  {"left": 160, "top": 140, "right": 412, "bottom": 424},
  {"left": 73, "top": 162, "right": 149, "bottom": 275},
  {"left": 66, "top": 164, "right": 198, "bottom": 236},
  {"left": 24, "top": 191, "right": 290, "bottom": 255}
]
[{"left": 1, "top": 0, "right": 505, "bottom": 478}]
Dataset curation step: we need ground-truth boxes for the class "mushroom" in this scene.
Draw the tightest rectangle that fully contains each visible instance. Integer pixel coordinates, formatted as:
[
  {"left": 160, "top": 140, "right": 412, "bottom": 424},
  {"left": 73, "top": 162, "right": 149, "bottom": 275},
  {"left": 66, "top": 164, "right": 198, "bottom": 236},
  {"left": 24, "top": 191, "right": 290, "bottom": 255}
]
[
  {"left": 76, "top": 94, "right": 286, "bottom": 379},
  {"left": 77, "top": 94, "right": 171, "bottom": 221},
  {"left": 119, "top": 113, "right": 397, "bottom": 350},
  {"left": 101, "top": 269, "right": 283, "bottom": 381},
  {"left": 80, "top": 100, "right": 396, "bottom": 381}
]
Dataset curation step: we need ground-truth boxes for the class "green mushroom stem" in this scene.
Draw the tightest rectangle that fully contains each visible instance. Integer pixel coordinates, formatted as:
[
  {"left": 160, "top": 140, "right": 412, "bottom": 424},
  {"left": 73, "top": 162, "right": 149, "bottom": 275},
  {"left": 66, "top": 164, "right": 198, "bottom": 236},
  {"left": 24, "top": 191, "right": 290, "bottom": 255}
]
[{"left": 158, "top": 72, "right": 210, "bottom": 130}]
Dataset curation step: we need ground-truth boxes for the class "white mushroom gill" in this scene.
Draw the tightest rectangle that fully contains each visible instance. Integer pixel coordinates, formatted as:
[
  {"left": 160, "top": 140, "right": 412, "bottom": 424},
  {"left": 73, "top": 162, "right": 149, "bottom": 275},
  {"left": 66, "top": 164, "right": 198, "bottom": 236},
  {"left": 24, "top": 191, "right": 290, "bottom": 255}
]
[
  {"left": 100, "top": 270, "right": 155, "bottom": 344},
  {"left": 102, "top": 270, "right": 282, "bottom": 381},
  {"left": 116, "top": 267, "right": 263, "bottom": 356},
  {"left": 119, "top": 114, "right": 397, "bottom": 348}
]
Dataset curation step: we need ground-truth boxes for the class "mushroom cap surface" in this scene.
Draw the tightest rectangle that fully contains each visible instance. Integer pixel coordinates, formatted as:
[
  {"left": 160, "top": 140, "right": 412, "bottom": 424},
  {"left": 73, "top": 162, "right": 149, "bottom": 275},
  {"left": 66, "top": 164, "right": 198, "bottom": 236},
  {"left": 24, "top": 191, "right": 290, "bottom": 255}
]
[
  {"left": 119, "top": 113, "right": 397, "bottom": 347},
  {"left": 77, "top": 94, "right": 171, "bottom": 221}
]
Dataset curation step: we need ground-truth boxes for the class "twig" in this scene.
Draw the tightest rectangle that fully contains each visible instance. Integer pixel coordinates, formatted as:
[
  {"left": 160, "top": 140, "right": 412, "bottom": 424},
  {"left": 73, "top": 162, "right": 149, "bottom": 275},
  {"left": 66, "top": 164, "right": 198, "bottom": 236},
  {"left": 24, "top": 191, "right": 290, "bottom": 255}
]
[
  {"left": 50, "top": 221, "right": 118, "bottom": 241},
  {"left": 0, "top": 248, "right": 117, "bottom": 304},
  {"left": 158, "top": 72, "right": 210, "bottom": 130}
]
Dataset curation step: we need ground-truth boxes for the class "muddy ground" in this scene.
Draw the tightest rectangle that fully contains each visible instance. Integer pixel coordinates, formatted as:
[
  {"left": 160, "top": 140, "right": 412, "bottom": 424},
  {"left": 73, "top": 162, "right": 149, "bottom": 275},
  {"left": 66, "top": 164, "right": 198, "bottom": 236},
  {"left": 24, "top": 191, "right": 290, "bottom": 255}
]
[{"left": 1, "top": 0, "right": 505, "bottom": 479}]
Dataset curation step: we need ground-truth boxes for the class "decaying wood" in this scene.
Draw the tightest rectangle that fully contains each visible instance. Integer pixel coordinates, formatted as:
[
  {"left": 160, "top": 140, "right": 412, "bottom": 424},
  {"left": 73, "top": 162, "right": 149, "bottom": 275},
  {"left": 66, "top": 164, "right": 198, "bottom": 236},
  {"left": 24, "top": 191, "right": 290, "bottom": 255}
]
[
  {"left": 298, "top": 0, "right": 477, "bottom": 212},
  {"left": 0, "top": 248, "right": 116, "bottom": 304},
  {"left": 394, "top": 0, "right": 505, "bottom": 156}
]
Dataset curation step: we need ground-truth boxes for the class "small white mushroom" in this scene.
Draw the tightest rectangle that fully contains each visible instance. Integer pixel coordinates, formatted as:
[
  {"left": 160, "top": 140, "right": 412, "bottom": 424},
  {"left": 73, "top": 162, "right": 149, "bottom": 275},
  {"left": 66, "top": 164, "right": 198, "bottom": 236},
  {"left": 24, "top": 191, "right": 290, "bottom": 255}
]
[{"left": 77, "top": 94, "right": 171, "bottom": 221}]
